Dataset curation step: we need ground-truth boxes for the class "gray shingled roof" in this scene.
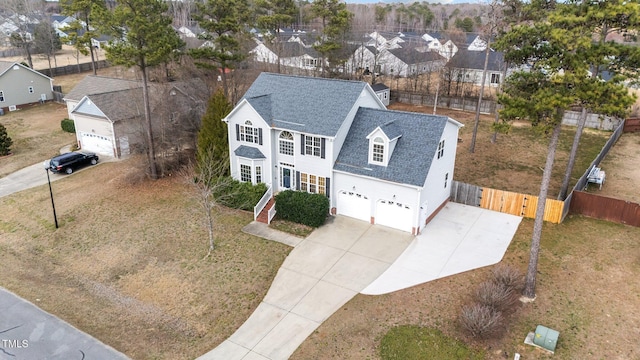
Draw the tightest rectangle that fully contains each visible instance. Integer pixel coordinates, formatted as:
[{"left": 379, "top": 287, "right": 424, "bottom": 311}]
[
  {"left": 234, "top": 145, "right": 266, "bottom": 159},
  {"left": 379, "top": 121, "right": 402, "bottom": 140},
  {"left": 240, "top": 73, "right": 369, "bottom": 137},
  {"left": 448, "top": 48, "right": 505, "bottom": 72},
  {"left": 371, "top": 83, "right": 389, "bottom": 92},
  {"left": 334, "top": 107, "right": 449, "bottom": 187},
  {"left": 388, "top": 46, "right": 443, "bottom": 65},
  {"left": 72, "top": 89, "right": 143, "bottom": 122},
  {"left": 65, "top": 75, "right": 141, "bottom": 101}
]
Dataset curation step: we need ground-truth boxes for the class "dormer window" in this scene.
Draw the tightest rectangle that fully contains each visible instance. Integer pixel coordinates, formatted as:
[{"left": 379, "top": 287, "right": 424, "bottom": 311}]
[
  {"left": 372, "top": 137, "right": 384, "bottom": 163},
  {"left": 367, "top": 123, "right": 401, "bottom": 167}
]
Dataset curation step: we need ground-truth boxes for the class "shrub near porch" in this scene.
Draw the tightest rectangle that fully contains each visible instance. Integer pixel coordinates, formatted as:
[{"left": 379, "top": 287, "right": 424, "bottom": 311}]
[{"left": 274, "top": 190, "right": 330, "bottom": 228}]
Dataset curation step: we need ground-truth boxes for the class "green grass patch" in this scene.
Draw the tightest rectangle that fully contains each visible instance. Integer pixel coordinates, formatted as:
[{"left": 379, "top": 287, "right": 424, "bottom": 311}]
[
  {"left": 380, "top": 326, "right": 485, "bottom": 360},
  {"left": 269, "top": 218, "right": 314, "bottom": 238}
]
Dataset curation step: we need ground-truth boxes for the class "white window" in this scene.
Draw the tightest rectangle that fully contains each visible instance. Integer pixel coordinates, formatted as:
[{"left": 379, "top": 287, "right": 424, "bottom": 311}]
[
  {"left": 491, "top": 73, "right": 500, "bottom": 84},
  {"left": 256, "top": 166, "right": 262, "bottom": 183},
  {"left": 279, "top": 131, "right": 294, "bottom": 155},
  {"left": 444, "top": 172, "right": 449, "bottom": 188},
  {"left": 300, "top": 173, "right": 325, "bottom": 195},
  {"left": 239, "top": 120, "right": 260, "bottom": 144},
  {"left": 305, "top": 136, "right": 321, "bottom": 157},
  {"left": 437, "top": 140, "right": 445, "bottom": 159},
  {"left": 28, "top": 86, "right": 34, "bottom": 94},
  {"left": 372, "top": 137, "right": 384, "bottom": 163},
  {"left": 0, "top": 91, "right": 4, "bottom": 102},
  {"left": 240, "top": 164, "right": 251, "bottom": 182},
  {"left": 303, "top": 58, "right": 317, "bottom": 67}
]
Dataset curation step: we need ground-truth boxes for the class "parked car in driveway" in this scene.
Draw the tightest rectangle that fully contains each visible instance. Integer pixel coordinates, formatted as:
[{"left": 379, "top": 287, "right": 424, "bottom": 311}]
[{"left": 49, "top": 152, "right": 99, "bottom": 174}]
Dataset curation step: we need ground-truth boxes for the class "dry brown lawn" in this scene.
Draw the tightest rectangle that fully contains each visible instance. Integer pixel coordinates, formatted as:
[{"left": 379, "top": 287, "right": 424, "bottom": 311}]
[
  {"left": 1, "top": 78, "right": 639, "bottom": 360},
  {"left": 0, "top": 157, "right": 291, "bottom": 359},
  {"left": 0, "top": 103, "right": 76, "bottom": 177}
]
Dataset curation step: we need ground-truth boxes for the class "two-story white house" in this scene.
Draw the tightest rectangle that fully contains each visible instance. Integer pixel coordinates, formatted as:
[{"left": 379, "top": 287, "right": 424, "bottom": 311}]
[{"left": 224, "top": 73, "right": 463, "bottom": 235}]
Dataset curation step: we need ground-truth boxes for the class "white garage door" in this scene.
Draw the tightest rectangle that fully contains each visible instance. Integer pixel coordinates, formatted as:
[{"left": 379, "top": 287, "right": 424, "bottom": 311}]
[
  {"left": 81, "top": 132, "right": 114, "bottom": 157},
  {"left": 375, "top": 199, "right": 413, "bottom": 233},
  {"left": 337, "top": 190, "right": 370, "bottom": 222}
]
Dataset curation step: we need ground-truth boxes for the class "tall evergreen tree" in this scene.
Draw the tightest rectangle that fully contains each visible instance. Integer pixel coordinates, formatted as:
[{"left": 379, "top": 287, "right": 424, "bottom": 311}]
[
  {"left": 254, "top": 0, "right": 298, "bottom": 74},
  {"left": 311, "top": 0, "right": 353, "bottom": 76},
  {"left": 62, "top": 0, "right": 107, "bottom": 75},
  {"left": 190, "top": 0, "right": 249, "bottom": 98},
  {"left": 99, "top": 0, "right": 184, "bottom": 179},
  {"left": 556, "top": 0, "right": 640, "bottom": 199},
  {"left": 496, "top": 0, "right": 635, "bottom": 300},
  {"left": 197, "top": 89, "right": 231, "bottom": 172}
]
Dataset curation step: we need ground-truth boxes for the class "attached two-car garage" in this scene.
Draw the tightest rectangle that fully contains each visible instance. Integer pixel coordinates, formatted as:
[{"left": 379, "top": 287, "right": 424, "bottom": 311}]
[{"left": 336, "top": 190, "right": 414, "bottom": 233}]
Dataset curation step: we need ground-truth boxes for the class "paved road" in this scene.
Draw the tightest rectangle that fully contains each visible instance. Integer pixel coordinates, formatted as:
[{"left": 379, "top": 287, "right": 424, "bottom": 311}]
[{"left": 0, "top": 287, "right": 129, "bottom": 359}]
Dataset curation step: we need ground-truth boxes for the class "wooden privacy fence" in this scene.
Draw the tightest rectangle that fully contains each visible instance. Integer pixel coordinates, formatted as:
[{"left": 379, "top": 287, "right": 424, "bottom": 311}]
[
  {"left": 624, "top": 118, "right": 640, "bottom": 132},
  {"left": 480, "top": 188, "right": 565, "bottom": 224},
  {"left": 570, "top": 191, "right": 640, "bottom": 227},
  {"left": 450, "top": 181, "right": 565, "bottom": 223}
]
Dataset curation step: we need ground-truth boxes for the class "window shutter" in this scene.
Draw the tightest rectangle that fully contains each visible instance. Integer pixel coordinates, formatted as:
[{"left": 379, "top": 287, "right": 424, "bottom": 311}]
[
  {"left": 296, "top": 171, "right": 301, "bottom": 190},
  {"left": 325, "top": 177, "right": 330, "bottom": 198},
  {"left": 236, "top": 124, "right": 240, "bottom": 141},
  {"left": 320, "top": 138, "right": 326, "bottom": 159},
  {"left": 300, "top": 134, "right": 305, "bottom": 155},
  {"left": 258, "top": 128, "right": 263, "bottom": 145}
]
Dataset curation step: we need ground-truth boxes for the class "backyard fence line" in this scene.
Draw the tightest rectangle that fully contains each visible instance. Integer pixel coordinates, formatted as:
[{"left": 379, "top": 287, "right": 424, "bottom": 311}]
[{"left": 450, "top": 119, "right": 635, "bottom": 226}]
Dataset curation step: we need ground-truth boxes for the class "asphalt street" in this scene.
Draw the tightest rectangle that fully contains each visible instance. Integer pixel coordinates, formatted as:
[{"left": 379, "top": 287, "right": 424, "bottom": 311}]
[{"left": 0, "top": 287, "right": 129, "bottom": 360}]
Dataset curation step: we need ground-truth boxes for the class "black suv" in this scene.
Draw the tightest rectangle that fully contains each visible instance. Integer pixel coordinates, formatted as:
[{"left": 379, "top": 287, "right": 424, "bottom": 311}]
[{"left": 49, "top": 152, "right": 99, "bottom": 174}]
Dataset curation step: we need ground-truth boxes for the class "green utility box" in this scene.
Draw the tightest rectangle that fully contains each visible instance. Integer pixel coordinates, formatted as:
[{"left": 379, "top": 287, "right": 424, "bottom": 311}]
[{"left": 533, "top": 325, "right": 559, "bottom": 352}]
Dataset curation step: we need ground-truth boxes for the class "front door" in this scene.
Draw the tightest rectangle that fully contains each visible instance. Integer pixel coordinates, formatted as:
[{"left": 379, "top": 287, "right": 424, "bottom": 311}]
[{"left": 281, "top": 167, "right": 292, "bottom": 189}]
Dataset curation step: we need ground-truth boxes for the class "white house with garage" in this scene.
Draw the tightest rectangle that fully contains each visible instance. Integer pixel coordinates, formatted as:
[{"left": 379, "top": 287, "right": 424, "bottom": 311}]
[{"left": 225, "top": 73, "right": 463, "bottom": 235}]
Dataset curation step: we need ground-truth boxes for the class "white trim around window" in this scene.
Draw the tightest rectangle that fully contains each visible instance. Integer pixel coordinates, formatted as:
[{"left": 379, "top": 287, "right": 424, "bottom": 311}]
[
  {"left": 279, "top": 131, "right": 294, "bottom": 156},
  {"left": 437, "top": 139, "right": 445, "bottom": 159},
  {"left": 299, "top": 172, "right": 326, "bottom": 195},
  {"left": 238, "top": 160, "right": 264, "bottom": 185}
]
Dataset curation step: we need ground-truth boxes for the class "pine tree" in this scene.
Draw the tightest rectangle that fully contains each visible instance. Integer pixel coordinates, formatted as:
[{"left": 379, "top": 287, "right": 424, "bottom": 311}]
[
  {"left": 98, "top": 0, "right": 184, "bottom": 179},
  {"left": 190, "top": 0, "right": 249, "bottom": 98},
  {"left": 197, "top": 89, "right": 232, "bottom": 173},
  {"left": 495, "top": 0, "right": 635, "bottom": 300},
  {"left": 0, "top": 123, "right": 13, "bottom": 156}
]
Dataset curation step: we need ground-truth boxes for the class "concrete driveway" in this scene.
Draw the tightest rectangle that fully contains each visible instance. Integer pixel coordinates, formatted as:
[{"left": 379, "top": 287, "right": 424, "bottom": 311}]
[
  {"left": 363, "top": 203, "right": 522, "bottom": 295},
  {"left": 198, "top": 203, "right": 522, "bottom": 360},
  {"left": 0, "top": 162, "right": 64, "bottom": 198},
  {"left": 198, "top": 216, "right": 415, "bottom": 360}
]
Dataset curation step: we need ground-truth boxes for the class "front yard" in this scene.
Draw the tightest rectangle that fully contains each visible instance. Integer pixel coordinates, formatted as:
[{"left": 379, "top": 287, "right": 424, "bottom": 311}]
[{"left": 1, "top": 96, "right": 638, "bottom": 359}]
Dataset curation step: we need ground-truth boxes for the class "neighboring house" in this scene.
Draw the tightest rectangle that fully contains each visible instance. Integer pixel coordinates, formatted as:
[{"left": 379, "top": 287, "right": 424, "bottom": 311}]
[
  {"left": 446, "top": 48, "right": 508, "bottom": 87},
  {"left": 371, "top": 83, "right": 390, "bottom": 106},
  {"left": 347, "top": 45, "right": 444, "bottom": 78},
  {"left": 250, "top": 40, "right": 324, "bottom": 71},
  {"left": 0, "top": 61, "right": 53, "bottom": 113},
  {"left": 64, "top": 75, "right": 207, "bottom": 157},
  {"left": 224, "top": 73, "right": 463, "bottom": 234}
]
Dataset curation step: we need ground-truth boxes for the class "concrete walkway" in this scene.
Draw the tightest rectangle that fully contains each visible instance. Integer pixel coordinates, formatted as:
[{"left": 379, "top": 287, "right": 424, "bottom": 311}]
[
  {"left": 0, "top": 287, "right": 129, "bottom": 359},
  {"left": 198, "top": 217, "right": 414, "bottom": 360}
]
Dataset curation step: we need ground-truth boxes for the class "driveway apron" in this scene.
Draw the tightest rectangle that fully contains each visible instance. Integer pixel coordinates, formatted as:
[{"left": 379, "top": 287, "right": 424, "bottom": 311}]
[{"left": 197, "top": 216, "right": 414, "bottom": 360}]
